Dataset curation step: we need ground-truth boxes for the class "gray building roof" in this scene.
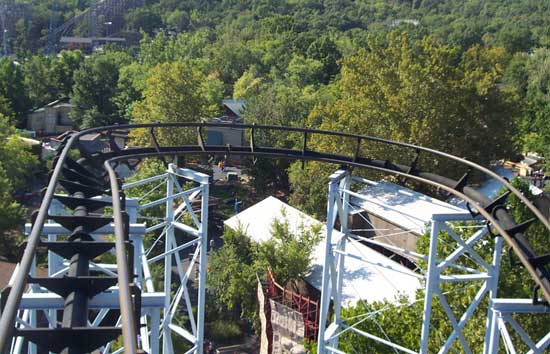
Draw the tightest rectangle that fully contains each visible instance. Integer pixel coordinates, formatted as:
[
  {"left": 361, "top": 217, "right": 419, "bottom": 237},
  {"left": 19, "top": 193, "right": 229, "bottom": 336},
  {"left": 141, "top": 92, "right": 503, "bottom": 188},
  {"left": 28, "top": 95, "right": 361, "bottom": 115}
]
[
  {"left": 31, "top": 98, "right": 73, "bottom": 113},
  {"left": 222, "top": 99, "right": 246, "bottom": 117}
]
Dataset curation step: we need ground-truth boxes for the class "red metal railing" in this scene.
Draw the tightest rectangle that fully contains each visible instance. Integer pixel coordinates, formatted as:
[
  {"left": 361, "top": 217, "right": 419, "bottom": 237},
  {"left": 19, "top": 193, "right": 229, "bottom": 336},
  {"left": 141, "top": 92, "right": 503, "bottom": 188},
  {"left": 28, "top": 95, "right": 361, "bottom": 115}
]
[{"left": 265, "top": 269, "right": 319, "bottom": 341}]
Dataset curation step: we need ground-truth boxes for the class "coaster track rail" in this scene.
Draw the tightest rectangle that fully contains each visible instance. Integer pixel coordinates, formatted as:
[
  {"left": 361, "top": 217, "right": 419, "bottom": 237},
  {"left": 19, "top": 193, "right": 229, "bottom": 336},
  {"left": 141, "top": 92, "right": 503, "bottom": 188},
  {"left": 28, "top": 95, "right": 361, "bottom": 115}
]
[{"left": 0, "top": 122, "right": 549, "bottom": 353}]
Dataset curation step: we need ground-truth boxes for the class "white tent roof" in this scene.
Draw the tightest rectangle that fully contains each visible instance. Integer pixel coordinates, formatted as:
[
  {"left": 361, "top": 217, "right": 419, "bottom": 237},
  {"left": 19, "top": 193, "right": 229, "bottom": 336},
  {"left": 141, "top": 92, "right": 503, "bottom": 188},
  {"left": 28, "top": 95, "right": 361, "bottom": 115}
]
[
  {"left": 224, "top": 196, "right": 422, "bottom": 305},
  {"left": 350, "top": 180, "right": 466, "bottom": 234}
]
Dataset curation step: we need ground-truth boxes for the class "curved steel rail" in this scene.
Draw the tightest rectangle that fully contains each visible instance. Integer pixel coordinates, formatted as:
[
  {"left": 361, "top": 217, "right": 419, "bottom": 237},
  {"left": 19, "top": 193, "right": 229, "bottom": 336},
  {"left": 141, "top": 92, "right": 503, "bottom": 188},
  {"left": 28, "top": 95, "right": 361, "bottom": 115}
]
[
  {"left": 0, "top": 129, "right": 138, "bottom": 354},
  {"left": 1, "top": 122, "right": 549, "bottom": 353}
]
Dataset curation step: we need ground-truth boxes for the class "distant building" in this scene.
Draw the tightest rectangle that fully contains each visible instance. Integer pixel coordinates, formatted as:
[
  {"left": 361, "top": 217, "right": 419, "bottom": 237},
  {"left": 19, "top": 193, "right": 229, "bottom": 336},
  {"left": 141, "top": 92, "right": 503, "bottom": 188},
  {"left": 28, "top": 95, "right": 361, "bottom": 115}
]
[
  {"left": 60, "top": 36, "right": 126, "bottom": 52},
  {"left": 221, "top": 99, "right": 246, "bottom": 120},
  {"left": 519, "top": 153, "right": 544, "bottom": 177},
  {"left": 504, "top": 153, "right": 545, "bottom": 177},
  {"left": 206, "top": 99, "right": 246, "bottom": 147},
  {"left": 26, "top": 98, "right": 74, "bottom": 136}
]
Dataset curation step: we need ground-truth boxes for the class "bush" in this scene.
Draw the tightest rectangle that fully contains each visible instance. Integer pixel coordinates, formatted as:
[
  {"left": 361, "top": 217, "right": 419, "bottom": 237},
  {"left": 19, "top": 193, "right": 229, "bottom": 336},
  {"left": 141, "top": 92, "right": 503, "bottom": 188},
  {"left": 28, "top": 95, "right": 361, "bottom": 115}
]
[{"left": 206, "top": 320, "right": 243, "bottom": 344}]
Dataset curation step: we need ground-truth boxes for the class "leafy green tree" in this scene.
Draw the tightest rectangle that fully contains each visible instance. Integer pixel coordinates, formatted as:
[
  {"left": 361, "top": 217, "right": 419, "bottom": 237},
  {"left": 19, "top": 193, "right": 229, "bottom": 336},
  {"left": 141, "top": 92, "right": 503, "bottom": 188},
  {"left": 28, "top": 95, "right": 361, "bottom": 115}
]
[
  {"left": 207, "top": 226, "right": 259, "bottom": 322},
  {"left": 112, "top": 62, "right": 149, "bottom": 123},
  {"left": 0, "top": 168, "right": 25, "bottom": 261},
  {"left": 131, "top": 60, "right": 222, "bottom": 145},
  {"left": 52, "top": 50, "right": 84, "bottom": 98},
  {"left": 0, "top": 115, "right": 38, "bottom": 260},
  {"left": 515, "top": 48, "right": 550, "bottom": 163},
  {"left": 71, "top": 51, "right": 131, "bottom": 129},
  {"left": 306, "top": 36, "right": 341, "bottom": 83},
  {"left": 210, "top": 37, "right": 259, "bottom": 94},
  {"left": 23, "top": 51, "right": 83, "bottom": 109},
  {"left": 503, "top": 53, "right": 529, "bottom": 97},
  {"left": 23, "top": 55, "right": 59, "bottom": 108},
  {"left": 165, "top": 10, "right": 190, "bottom": 32},
  {"left": 0, "top": 96, "right": 15, "bottom": 120},
  {"left": 138, "top": 31, "right": 212, "bottom": 70},
  {"left": 13, "top": 18, "right": 30, "bottom": 56},
  {"left": 242, "top": 81, "right": 318, "bottom": 193},
  {"left": 207, "top": 217, "right": 321, "bottom": 324},
  {"left": 285, "top": 55, "right": 324, "bottom": 88},
  {"left": 495, "top": 24, "right": 534, "bottom": 54},
  {"left": 124, "top": 8, "right": 163, "bottom": 35},
  {"left": 256, "top": 216, "right": 322, "bottom": 285},
  {"left": 289, "top": 33, "right": 518, "bottom": 216},
  {"left": 0, "top": 58, "right": 30, "bottom": 125},
  {"left": 288, "top": 161, "right": 337, "bottom": 219},
  {"left": 233, "top": 68, "right": 263, "bottom": 100}
]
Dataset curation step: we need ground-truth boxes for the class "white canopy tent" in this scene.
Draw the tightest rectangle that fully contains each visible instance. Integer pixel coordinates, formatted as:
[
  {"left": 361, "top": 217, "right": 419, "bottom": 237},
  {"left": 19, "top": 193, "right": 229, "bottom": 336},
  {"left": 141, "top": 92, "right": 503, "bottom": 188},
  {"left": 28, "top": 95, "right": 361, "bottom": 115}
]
[{"left": 224, "top": 196, "right": 422, "bottom": 306}]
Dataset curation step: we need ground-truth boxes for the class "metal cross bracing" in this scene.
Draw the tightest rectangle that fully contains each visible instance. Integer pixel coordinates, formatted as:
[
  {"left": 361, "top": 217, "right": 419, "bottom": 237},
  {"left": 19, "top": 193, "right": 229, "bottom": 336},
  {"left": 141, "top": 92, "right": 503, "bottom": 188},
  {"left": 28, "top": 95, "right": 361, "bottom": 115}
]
[
  {"left": 317, "top": 169, "right": 550, "bottom": 354},
  {"left": 0, "top": 123, "right": 549, "bottom": 354},
  {"left": 487, "top": 299, "right": 550, "bottom": 353},
  {"left": 4, "top": 160, "right": 210, "bottom": 354},
  {"left": 120, "top": 163, "right": 210, "bottom": 354},
  {"left": 0, "top": 130, "right": 140, "bottom": 354}
]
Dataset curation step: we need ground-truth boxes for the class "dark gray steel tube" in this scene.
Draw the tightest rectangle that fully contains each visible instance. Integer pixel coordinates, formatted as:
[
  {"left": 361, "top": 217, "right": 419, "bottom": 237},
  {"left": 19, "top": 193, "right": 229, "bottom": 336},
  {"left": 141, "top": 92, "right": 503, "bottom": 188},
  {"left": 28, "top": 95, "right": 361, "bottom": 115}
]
[
  {"left": 105, "top": 161, "right": 138, "bottom": 354},
  {"left": 0, "top": 132, "right": 78, "bottom": 352},
  {"left": 1, "top": 122, "right": 549, "bottom": 353},
  {"left": 104, "top": 145, "right": 550, "bottom": 301}
]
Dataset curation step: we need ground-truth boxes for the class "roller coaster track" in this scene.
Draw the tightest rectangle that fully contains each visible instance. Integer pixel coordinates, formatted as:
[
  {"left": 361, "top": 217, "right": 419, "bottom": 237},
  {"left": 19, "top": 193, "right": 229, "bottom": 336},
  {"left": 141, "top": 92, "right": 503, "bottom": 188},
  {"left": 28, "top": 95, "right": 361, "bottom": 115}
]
[
  {"left": 49, "top": 0, "right": 139, "bottom": 43},
  {"left": 0, "top": 122, "right": 549, "bottom": 353}
]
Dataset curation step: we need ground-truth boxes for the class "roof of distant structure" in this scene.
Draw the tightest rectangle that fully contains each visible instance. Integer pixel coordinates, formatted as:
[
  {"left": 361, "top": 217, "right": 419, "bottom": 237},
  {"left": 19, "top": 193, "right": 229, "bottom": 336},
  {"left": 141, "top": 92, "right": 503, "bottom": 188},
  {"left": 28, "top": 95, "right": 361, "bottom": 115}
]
[
  {"left": 31, "top": 98, "right": 73, "bottom": 113},
  {"left": 17, "top": 136, "right": 40, "bottom": 146},
  {"left": 350, "top": 179, "right": 467, "bottom": 235},
  {"left": 60, "top": 36, "right": 93, "bottom": 44},
  {"left": 222, "top": 99, "right": 246, "bottom": 117},
  {"left": 520, "top": 153, "right": 544, "bottom": 167},
  {"left": 224, "top": 196, "right": 422, "bottom": 305}
]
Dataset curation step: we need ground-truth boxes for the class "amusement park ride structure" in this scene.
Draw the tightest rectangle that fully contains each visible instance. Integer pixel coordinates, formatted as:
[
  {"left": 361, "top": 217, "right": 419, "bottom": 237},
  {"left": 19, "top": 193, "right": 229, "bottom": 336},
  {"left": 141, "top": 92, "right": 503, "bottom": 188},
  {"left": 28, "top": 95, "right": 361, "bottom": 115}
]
[{"left": 0, "top": 122, "right": 548, "bottom": 354}]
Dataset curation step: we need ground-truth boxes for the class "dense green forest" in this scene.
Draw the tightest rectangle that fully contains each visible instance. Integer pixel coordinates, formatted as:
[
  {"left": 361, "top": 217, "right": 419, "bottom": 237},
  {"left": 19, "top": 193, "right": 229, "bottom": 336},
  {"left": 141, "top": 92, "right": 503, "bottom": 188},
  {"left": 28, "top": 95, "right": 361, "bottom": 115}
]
[
  {"left": 0, "top": 0, "right": 549, "bottom": 351},
  {"left": 7, "top": 0, "right": 550, "bottom": 54},
  {"left": 3, "top": 0, "right": 549, "bottom": 163}
]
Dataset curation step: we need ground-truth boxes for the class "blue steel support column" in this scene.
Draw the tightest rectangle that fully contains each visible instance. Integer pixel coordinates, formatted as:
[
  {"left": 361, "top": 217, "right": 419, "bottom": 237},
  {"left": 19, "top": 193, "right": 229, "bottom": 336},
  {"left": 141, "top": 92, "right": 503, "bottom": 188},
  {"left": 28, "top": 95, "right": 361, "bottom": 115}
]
[
  {"left": 127, "top": 199, "right": 147, "bottom": 350},
  {"left": 163, "top": 174, "right": 174, "bottom": 354},
  {"left": 28, "top": 258, "right": 37, "bottom": 354},
  {"left": 484, "top": 235, "right": 503, "bottom": 354},
  {"left": 419, "top": 218, "right": 440, "bottom": 354},
  {"left": 317, "top": 170, "right": 347, "bottom": 354},
  {"left": 46, "top": 202, "right": 62, "bottom": 354},
  {"left": 195, "top": 177, "right": 209, "bottom": 354},
  {"left": 329, "top": 171, "right": 351, "bottom": 350}
]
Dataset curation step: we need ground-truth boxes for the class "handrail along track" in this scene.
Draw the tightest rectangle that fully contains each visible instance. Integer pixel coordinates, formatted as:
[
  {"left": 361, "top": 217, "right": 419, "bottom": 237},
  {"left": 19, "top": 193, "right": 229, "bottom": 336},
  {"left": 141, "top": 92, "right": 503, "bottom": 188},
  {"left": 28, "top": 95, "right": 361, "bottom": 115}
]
[{"left": 0, "top": 122, "right": 549, "bottom": 353}]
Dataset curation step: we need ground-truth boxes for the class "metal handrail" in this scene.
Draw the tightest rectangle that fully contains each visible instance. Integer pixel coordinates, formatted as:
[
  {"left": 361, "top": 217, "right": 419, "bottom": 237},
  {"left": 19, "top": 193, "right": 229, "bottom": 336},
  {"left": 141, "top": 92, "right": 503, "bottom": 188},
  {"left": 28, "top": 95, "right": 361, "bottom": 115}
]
[
  {"left": 105, "top": 162, "right": 139, "bottom": 353},
  {"left": 1, "top": 122, "right": 549, "bottom": 353},
  {"left": 72, "top": 122, "right": 550, "bottom": 231},
  {"left": 0, "top": 130, "right": 138, "bottom": 353},
  {"left": 97, "top": 122, "right": 549, "bottom": 301}
]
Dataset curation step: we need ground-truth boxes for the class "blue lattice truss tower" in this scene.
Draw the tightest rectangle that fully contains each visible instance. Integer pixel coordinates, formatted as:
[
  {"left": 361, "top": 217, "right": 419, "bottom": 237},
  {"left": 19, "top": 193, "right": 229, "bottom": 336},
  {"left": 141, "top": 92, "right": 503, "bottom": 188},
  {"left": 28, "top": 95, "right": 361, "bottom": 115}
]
[{"left": 0, "top": 123, "right": 548, "bottom": 353}]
